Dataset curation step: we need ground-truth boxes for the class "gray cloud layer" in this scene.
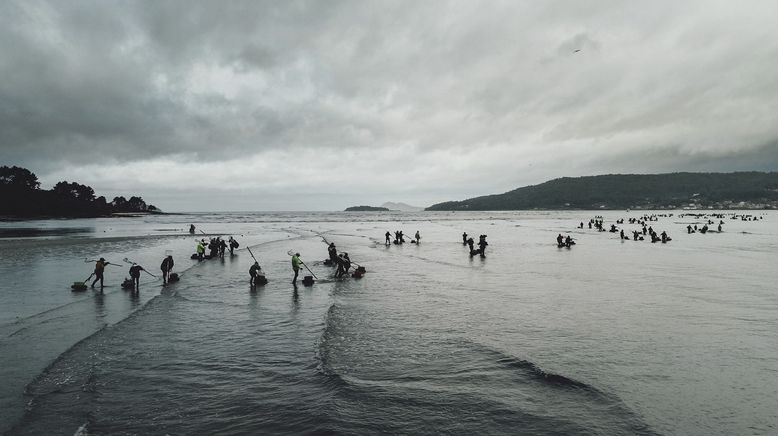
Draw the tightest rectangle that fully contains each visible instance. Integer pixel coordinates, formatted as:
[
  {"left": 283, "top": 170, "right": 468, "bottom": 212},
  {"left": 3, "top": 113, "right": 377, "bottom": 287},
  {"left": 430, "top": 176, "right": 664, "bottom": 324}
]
[{"left": 2, "top": 0, "right": 777, "bottom": 210}]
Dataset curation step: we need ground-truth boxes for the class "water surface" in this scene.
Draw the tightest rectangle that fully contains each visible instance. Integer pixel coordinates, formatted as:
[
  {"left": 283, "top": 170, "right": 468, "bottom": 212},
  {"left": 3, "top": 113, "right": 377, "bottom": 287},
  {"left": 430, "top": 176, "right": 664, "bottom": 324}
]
[{"left": 1, "top": 211, "right": 775, "bottom": 435}]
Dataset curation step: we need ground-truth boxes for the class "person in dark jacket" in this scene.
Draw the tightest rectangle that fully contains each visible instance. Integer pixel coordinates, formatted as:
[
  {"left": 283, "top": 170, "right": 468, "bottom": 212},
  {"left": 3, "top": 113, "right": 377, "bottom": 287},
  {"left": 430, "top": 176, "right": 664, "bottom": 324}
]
[
  {"left": 328, "top": 243, "right": 338, "bottom": 263},
  {"left": 160, "top": 255, "right": 174, "bottom": 284},
  {"left": 219, "top": 238, "right": 227, "bottom": 258},
  {"left": 129, "top": 264, "right": 144, "bottom": 290},
  {"left": 229, "top": 237, "right": 239, "bottom": 255},
  {"left": 336, "top": 253, "right": 351, "bottom": 278},
  {"left": 478, "top": 235, "right": 488, "bottom": 257},
  {"left": 249, "top": 261, "right": 263, "bottom": 286}
]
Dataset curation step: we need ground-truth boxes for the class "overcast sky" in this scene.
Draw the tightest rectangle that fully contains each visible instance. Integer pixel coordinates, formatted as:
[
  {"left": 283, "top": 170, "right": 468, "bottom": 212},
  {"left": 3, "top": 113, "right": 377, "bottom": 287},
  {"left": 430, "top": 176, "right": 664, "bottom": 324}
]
[{"left": 2, "top": 0, "right": 778, "bottom": 211}]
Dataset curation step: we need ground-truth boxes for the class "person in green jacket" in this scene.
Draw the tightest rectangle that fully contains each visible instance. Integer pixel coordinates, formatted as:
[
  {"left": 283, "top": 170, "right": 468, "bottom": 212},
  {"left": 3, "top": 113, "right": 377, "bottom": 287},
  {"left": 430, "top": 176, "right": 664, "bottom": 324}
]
[
  {"left": 196, "top": 241, "right": 205, "bottom": 261},
  {"left": 291, "top": 253, "right": 302, "bottom": 284}
]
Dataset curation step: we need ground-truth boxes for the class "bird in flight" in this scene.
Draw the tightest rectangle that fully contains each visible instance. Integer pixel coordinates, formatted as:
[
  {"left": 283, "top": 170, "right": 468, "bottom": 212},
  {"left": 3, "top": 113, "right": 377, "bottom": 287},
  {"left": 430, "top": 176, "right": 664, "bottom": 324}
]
[{"left": 573, "top": 49, "right": 581, "bottom": 53}]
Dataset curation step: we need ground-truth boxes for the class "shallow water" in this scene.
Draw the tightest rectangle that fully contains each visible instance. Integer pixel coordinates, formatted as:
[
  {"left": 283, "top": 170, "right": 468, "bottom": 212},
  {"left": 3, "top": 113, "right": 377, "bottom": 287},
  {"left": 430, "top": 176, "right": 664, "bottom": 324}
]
[{"left": 1, "top": 211, "right": 776, "bottom": 435}]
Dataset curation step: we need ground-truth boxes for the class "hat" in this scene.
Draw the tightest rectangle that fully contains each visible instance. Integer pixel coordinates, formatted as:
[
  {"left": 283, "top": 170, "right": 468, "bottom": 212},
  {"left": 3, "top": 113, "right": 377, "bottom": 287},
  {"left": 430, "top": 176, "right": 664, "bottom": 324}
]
[{"left": 99, "top": 257, "right": 105, "bottom": 261}]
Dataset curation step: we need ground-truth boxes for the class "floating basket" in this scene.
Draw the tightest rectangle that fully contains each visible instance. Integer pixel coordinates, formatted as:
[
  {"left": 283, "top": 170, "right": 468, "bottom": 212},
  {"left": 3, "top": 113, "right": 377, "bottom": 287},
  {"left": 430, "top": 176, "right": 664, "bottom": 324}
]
[{"left": 71, "top": 282, "right": 87, "bottom": 291}]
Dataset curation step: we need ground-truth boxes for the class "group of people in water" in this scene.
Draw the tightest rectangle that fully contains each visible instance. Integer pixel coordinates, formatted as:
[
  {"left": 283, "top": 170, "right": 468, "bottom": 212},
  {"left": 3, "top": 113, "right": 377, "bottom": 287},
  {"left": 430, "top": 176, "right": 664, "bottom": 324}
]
[
  {"left": 325, "top": 242, "right": 359, "bottom": 278},
  {"left": 576, "top": 211, "right": 767, "bottom": 245},
  {"left": 461, "top": 232, "right": 488, "bottom": 257},
  {"left": 564, "top": 211, "right": 768, "bottom": 248},
  {"left": 577, "top": 215, "right": 673, "bottom": 244},
  {"left": 194, "top": 236, "right": 239, "bottom": 260},
  {"left": 680, "top": 212, "right": 762, "bottom": 222},
  {"left": 687, "top": 222, "right": 721, "bottom": 234},
  {"left": 556, "top": 234, "right": 575, "bottom": 248},
  {"left": 385, "top": 230, "right": 421, "bottom": 245},
  {"left": 681, "top": 212, "right": 764, "bottom": 234},
  {"left": 79, "top": 212, "right": 766, "bottom": 292},
  {"left": 82, "top": 228, "right": 365, "bottom": 293},
  {"left": 84, "top": 254, "right": 177, "bottom": 293}
]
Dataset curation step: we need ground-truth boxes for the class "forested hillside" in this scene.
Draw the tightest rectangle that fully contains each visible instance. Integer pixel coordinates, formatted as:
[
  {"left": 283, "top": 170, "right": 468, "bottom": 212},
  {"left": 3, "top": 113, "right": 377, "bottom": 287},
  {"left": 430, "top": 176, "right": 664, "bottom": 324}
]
[
  {"left": 427, "top": 172, "right": 778, "bottom": 210},
  {"left": 1, "top": 166, "right": 159, "bottom": 218}
]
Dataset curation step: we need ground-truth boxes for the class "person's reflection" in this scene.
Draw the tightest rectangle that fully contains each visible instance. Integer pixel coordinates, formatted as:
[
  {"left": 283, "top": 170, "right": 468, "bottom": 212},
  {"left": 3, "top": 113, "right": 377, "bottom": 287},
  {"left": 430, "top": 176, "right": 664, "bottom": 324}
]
[
  {"left": 129, "top": 288, "right": 140, "bottom": 307},
  {"left": 291, "top": 283, "right": 300, "bottom": 311},
  {"left": 93, "top": 292, "right": 106, "bottom": 321}
]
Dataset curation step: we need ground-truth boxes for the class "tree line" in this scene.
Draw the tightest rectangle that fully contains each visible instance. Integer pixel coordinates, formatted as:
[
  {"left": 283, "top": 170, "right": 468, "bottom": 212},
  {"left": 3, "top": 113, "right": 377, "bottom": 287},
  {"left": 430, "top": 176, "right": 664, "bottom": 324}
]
[{"left": 0, "top": 165, "right": 159, "bottom": 218}]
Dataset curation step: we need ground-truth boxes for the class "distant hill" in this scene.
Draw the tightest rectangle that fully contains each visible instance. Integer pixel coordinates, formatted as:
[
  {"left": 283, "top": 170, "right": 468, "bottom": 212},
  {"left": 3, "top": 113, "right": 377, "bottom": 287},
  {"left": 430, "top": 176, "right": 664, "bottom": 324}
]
[
  {"left": 380, "top": 202, "right": 424, "bottom": 212},
  {"left": 344, "top": 205, "right": 391, "bottom": 212},
  {"left": 426, "top": 172, "right": 778, "bottom": 211}
]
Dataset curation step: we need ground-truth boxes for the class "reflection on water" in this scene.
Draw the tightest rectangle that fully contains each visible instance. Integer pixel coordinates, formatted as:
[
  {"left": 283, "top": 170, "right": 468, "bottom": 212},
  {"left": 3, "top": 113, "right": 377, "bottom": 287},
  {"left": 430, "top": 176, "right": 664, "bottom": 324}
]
[
  {"left": 0, "top": 227, "right": 94, "bottom": 238},
  {"left": 128, "top": 290, "right": 141, "bottom": 307},
  {"left": 291, "top": 285, "right": 300, "bottom": 311},
  {"left": 92, "top": 294, "right": 105, "bottom": 321}
]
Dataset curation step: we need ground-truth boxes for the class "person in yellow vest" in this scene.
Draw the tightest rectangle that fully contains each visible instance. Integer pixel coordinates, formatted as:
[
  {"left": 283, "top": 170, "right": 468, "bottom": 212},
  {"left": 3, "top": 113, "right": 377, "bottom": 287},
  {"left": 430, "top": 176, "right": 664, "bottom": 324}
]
[
  {"left": 90, "top": 258, "right": 115, "bottom": 290},
  {"left": 196, "top": 241, "right": 205, "bottom": 261},
  {"left": 291, "top": 253, "right": 302, "bottom": 284}
]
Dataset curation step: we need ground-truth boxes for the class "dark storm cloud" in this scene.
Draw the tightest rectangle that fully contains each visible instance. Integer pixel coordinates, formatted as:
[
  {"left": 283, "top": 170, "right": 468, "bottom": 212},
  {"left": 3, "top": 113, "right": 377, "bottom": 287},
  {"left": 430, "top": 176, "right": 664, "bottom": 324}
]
[
  {"left": 1, "top": 0, "right": 777, "bottom": 209},
  {"left": 0, "top": 0, "right": 348, "bottom": 166}
]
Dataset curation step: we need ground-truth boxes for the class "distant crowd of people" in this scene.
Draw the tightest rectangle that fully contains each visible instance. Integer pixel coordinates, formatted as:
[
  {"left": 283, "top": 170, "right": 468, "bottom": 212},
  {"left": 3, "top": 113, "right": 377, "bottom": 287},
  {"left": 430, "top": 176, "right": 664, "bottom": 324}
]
[
  {"left": 578, "top": 214, "right": 673, "bottom": 244},
  {"left": 386, "top": 230, "right": 421, "bottom": 245},
  {"left": 194, "top": 236, "right": 240, "bottom": 260},
  {"left": 78, "top": 212, "right": 766, "bottom": 294}
]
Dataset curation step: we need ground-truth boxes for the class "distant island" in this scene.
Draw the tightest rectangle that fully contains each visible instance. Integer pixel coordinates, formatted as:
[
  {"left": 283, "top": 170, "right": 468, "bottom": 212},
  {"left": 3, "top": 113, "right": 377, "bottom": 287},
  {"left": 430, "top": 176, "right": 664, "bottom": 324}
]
[
  {"left": 344, "top": 206, "right": 391, "bottom": 212},
  {"left": 1, "top": 165, "right": 161, "bottom": 219},
  {"left": 380, "top": 202, "right": 424, "bottom": 212},
  {"left": 426, "top": 172, "right": 778, "bottom": 211}
]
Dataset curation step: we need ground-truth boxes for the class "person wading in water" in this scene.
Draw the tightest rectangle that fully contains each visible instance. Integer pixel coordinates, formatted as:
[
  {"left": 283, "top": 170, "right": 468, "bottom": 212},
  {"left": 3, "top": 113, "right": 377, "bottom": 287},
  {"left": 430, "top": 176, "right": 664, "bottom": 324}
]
[
  {"left": 90, "top": 258, "right": 115, "bottom": 290},
  {"left": 160, "top": 255, "right": 174, "bottom": 284},
  {"left": 291, "top": 253, "right": 302, "bottom": 284},
  {"left": 128, "top": 263, "right": 144, "bottom": 291},
  {"left": 249, "top": 261, "right": 263, "bottom": 286}
]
